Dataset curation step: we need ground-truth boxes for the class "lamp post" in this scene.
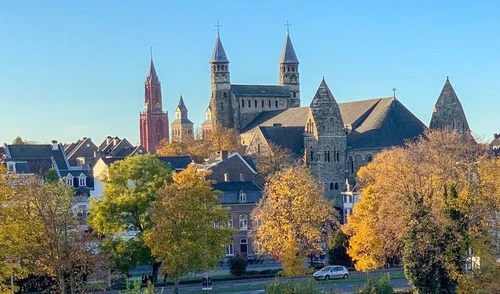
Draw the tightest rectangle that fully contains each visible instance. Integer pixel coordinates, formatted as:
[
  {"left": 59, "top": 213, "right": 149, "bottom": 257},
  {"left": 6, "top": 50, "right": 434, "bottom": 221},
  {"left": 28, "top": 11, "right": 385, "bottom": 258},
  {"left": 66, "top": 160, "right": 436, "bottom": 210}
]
[{"left": 5, "top": 257, "right": 20, "bottom": 294}]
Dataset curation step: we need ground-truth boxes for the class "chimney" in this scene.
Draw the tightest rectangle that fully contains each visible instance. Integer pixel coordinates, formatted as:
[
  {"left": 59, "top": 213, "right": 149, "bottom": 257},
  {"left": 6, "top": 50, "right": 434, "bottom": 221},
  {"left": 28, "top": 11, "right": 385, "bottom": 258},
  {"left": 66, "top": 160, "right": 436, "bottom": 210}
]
[
  {"left": 113, "top": 136, "right": 120, "bottom": 146},
  {"left": 220, "top": 150, "right": 229, "bottom": 160},
  {"left": 224, "top": 173, "right": 229, "bottom": 182},
  {"left": 494, "top": 133, "right": 500, "bottom": 139},
  {"left": 51, "top": 140, "right": 59, "bottom": 151},
  {"left": 106, "top": 136, "right": 112, "bottom": 145},
  {"left": 239, "top": 173, "right": 244, "bottom": 181},
  {"left": 94, "top": 149, "right": 102, "bottom": 159}
]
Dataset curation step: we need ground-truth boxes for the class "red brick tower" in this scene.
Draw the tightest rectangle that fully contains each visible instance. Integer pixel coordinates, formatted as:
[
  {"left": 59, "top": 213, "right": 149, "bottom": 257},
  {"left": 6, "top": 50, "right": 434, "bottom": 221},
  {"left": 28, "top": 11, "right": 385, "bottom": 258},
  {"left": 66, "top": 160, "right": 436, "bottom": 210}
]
[{"left": 139, "top": 58, "right": 169, "bottom": 153}]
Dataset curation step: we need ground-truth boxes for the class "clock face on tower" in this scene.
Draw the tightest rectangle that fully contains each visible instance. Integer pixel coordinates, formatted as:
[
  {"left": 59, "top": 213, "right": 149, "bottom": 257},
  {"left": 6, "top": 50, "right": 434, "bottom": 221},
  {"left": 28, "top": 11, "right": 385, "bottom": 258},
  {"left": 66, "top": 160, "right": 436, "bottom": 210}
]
[{"left": 156, "top": 103, "right": 161, "bottom": 110}]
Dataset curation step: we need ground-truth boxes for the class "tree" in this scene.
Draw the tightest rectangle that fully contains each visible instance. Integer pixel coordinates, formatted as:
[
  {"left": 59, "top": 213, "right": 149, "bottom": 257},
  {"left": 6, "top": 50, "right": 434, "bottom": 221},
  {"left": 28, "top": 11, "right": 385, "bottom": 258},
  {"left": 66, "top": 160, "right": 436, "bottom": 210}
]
[
  {"left": 251, "top": 166, "right": 338, "bottom": 276},
  {"left": 88, "top": 154, "right": 172, "bottom": 281},
  {"left": 12, "top": 136, "right": 26, "bottom": 145},
  {"left": 344, "top": 130, "right": 499, "bottom": 293},
  {"left": 251, "top": 143, "right": 301, "bottom": 182},
  {"left": 327, "top": 230, "right": 352, "bottom": 267},
  {"left": 157, "top": 126, "right": 244, "bottom": 163},
  {"left": 144, "top": 165, "right": 234, "bottom": 294}
]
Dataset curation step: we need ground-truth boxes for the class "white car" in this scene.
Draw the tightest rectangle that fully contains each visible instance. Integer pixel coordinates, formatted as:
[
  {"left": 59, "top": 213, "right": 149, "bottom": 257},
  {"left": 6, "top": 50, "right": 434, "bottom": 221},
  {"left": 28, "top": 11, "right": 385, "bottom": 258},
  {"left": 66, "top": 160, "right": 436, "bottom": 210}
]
[{"left": 312, "top": 265, "right": 349, "bottom": 280}]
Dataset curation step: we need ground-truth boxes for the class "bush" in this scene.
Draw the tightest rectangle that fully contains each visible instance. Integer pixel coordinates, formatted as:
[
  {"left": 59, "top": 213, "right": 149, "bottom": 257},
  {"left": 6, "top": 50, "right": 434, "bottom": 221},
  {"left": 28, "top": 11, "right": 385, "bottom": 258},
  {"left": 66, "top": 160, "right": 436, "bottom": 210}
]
[
  {"left": 266, "top": 278, "right": 321, "bottom": 294},
  {"left": 229, "top": 256, "right": 247, "bottom": 276},
  {"left": 356, "top": 273, "right": 394, "bottom": 294},
  {"left": 245, "top": 270, "right": 260, "bottom": 276}
]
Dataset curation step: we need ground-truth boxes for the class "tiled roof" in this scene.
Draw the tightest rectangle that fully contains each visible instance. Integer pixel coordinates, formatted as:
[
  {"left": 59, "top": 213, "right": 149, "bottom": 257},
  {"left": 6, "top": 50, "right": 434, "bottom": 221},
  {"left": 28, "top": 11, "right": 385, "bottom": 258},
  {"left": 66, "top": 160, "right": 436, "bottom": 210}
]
[
  {"left": 231, "top": 85, "right": 291, "bottom": 97},
  {"left": 213, "top": 181, "right": 263, "bottom": 204},
  {"left": 158, "top": 155, "right": 193, "bottom": 171},
  {"left": 258, "top": 126, "right": 304, "bottom": 156}
]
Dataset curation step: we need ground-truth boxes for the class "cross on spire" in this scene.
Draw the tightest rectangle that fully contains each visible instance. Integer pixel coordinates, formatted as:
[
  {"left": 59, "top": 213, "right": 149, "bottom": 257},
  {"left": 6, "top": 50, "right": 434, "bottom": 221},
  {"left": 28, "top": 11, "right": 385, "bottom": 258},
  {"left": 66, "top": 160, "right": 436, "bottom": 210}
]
[
  {"left": 284, "top": 20, "right": 292, "bottom": 34},
  {"left": 392, "top": 87, "right": 397, "bottom": 98},
  {"left": 215, "top": 21, "right": 222, "bottom": 37}
]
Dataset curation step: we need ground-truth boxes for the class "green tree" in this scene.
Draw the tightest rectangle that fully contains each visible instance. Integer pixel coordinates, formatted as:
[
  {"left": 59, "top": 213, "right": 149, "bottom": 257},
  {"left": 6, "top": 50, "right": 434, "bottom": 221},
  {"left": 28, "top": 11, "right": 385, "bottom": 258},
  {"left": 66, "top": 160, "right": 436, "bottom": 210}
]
[
  {"left": 252, "top": 166, "right": 338, "bottom": 276},
  {"left": 88, "top": 154, "right": 172, "bottom": 281},
  {"left": 327, "top": 230, "right": 352, "bottom": 267},
  {"left": 144, "top": 165, "right": 234, "bottom": 294},
  {"left": 12, "top": 136, "right": 26, "bottom": 145}
]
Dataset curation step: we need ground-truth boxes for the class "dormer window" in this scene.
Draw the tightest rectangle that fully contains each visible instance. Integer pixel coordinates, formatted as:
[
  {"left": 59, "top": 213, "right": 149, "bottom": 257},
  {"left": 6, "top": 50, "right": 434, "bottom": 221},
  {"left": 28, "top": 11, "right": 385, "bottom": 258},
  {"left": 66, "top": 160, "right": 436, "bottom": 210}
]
[
  {"left": 65, "top": 174, "right": 74, "bottom": 186},
  {"left": 78, "top": 173, "right": 87, "bottom": 187},
  {"left": 239, "top": 190, "right": 247, "bottom": 203}
]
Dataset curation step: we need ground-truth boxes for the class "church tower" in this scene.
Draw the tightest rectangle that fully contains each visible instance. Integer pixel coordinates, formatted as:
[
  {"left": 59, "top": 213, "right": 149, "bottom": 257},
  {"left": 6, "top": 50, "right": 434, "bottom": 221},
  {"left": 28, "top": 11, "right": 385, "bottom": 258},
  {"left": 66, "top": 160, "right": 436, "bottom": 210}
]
[
  {"left": 304, "top": 78, "right": 347, "bottom": 202},
  {"left": 430, "top": 77, "right": 470, "bottom": 133},
  {"left": 279, "top": 29, "right": 300, "bottom": 107},
  {"left": 209, "top": 31, "right": 233, "bottom": 129},
  {"left": 139, "top": 57, "right": 169, "bottom": 153},
  {"left": 170, "top": 94, "right": 194, "bottom": 142}
]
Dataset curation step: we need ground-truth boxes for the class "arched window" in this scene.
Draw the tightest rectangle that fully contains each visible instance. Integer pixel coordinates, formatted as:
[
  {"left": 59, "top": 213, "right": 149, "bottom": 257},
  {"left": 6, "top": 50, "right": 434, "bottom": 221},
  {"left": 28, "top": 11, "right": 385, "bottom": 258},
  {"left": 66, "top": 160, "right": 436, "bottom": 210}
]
[
  {"left": 268, "top": 100, "right": 271, "bottom": 108},
  {"left": 275, "top": 100, "right": 278, "bottom": 108},
  {"left": 261, "top": 100, "right": 264, "bottom": 107},
  {"left": 310, "top": 150, "right": 314, "bottom": 161},
  {"left": 239, "top": 190, "right": 247, "bottom": 203},
  {"left": 334, "top": 182, "right": 339, "bottom": 190},
  {"left": 241, "top": 99, "right": 244, "bottom": 107},
  {"left": 223, "top": 91, "right": 227, "bottom": 98},
  {"left": 329, "top": 183, "right": 334, "bottom": 190},
  {"left": 327, "top": 150, "right": 331, "bottom": 162},
  {"left": 248, "top": 100, "right": 251, "bottom": 107},
  {"left": 365, "top": 154, "right": 373, "bottom": 162},
  {"left": 348, "top": 156, "right": 354, "bottom": 173},
  {"left": 254, "top": 100, "right": 257, "bottom": 107}
]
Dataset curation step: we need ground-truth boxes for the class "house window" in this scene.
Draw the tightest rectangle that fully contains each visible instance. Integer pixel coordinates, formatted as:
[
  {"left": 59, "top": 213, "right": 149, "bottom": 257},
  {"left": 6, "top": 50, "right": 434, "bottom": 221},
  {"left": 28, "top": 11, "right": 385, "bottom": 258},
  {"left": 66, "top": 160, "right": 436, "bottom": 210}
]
[
  {"left": 227, "top": 217, "right": 234, "bottom": 227},
  {"left": 239, "top": 215, "right": 248, "bottom": 230},
  {"left": 78, "top": 174, "right": 87, "bottom": 187},
  {"left": 213, "top": 221, "right": 220, "bottom": 228},
  {"left": 225, "top": 244, "right": 234, "bottom": 256},
  {"left": 66, "top": 175, "right": 74, "bottom": 186},
  {"left": 239, "top": 191, "right": 247, "bottom": 203},
  {"left": 240, "top": 238, "right": 247, "bottom": 244}
]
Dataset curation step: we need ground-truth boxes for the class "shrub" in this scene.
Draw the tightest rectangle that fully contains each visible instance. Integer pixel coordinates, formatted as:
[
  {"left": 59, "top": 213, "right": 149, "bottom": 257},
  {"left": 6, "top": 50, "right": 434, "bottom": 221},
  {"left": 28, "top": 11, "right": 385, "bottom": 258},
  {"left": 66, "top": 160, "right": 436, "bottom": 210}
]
[
  {"left": 266, "top": 278, "right": 321, "bottom": 294},
  {"left": 356, "top": 273, "right": 394, "bottom": 294},
  {"left": 245, "top": 270, "right": 260, "bottom": 276},
  {"left": 229, "top": 256, "right": 247, "bottom": 276}
]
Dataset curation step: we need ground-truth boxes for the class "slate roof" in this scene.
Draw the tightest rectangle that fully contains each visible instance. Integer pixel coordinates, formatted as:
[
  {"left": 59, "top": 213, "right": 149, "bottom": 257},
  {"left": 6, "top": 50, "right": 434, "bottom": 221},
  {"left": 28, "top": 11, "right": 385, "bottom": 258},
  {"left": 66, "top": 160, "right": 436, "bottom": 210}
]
[
  {"left": 7, "top": 144, "right": 69, "bottom": 171},
  {"left": 279, "top": 33, "right": 299, "bottom": 64},
  {"left": 242, "top": 97, "right": 426, "bottom": 150},
  {"left": 213, "top": 181, "right": 263, "bottom": 204},
  {"left": 258, "top": 126, "right": 304, "bottom": 156},
  {"left": 241, "top": 156, "right": 258, "bottom": 172},
  {"left": 147, "top": 59, "right": 160, "bottom": 83},
  {"left": 231, "top": 85, "right": 291, "bottom": 97},
  {"left": 158, "top": 155, "right": 193, "bottom": 171},
  {"left": 171, "top": 96, "right": 194, "bottom": 124},
  {"left": 211, "top": 35, "right": 229, "bottom": 63}
]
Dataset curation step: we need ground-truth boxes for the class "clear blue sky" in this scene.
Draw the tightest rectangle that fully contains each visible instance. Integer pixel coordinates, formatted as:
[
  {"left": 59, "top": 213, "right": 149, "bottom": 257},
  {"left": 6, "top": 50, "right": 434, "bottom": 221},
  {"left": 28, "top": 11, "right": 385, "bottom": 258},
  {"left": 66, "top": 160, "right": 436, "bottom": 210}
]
[{"left": 1, "top": 0, "right": 499, "bottom": 145}]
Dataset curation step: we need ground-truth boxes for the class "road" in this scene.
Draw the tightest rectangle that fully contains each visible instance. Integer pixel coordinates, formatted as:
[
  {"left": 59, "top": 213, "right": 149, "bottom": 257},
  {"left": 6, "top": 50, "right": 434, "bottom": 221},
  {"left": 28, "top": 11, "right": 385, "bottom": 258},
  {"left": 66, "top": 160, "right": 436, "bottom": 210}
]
[{"left": 95, "top": 268, "right": 409, "bottom": 294}]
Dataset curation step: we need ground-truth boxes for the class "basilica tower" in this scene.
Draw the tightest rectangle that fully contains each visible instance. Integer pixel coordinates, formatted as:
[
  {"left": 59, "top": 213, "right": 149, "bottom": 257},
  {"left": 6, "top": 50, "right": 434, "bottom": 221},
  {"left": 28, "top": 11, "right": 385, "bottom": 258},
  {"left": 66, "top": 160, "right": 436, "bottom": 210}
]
[
  {"left": 139, "top": 58, "right": 169, "bottom": 153},
  {"left": 209, "top": 32, "right": 233, "bottom": 129},
  {"left": 279, "top": 30, "right": 300, "bottom": 107}
]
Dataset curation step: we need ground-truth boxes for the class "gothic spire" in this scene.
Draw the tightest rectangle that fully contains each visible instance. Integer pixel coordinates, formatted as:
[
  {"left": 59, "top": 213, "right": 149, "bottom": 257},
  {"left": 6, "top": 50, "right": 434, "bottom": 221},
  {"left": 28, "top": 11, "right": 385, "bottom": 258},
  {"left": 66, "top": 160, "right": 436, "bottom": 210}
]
[
  {"left": 147, "top": 58, "right": 159, "bottom": 84},
  {"left": 210, "top": 35, "right": 229, "bottom": 63},
  {"left": 279, "top": 32, "right": 299, "bottom": 64},
  {"left": 177, "top": 94, "right": 187, "bottom": 112},
  {"left": 430, "top": 77, "right": 470, "bottom": 132}
]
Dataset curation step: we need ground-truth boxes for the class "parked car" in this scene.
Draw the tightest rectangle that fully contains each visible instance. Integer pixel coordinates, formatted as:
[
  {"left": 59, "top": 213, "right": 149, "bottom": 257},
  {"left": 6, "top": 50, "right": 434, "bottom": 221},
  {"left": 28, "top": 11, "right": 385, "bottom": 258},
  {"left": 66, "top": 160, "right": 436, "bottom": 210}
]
[{"left": 312, "top": 265, "right": 349, "bottom": 280}]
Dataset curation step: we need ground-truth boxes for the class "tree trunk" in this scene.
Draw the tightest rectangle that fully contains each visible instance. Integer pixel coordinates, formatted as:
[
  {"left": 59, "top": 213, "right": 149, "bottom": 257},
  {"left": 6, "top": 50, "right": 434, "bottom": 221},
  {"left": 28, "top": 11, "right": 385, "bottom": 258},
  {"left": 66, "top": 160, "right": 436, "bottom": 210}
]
[
  {"left": 152, "top": 261, "right": 162, "bottom": 283},
  {"left": 173, "top": 278, "right": 180, "bottom": 294}
]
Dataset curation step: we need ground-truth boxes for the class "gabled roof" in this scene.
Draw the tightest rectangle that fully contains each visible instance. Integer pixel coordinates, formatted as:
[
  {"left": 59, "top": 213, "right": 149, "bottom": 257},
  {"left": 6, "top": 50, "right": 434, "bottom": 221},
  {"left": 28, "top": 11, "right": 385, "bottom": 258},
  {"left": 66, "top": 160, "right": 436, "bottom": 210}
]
[
  {"left": 241, "top": 108, "right": 309, "bottom": 133},
  {"left": 6, "top": 143, "right": 69, "bottom": 171},
  {"left": 65, "top": 137, "right": 98, "bottom": 160},
  {"left": 158, "top": 155, "right": 193, "bottom": 171},
  {"left": 210, "top": 35, "right": 229, "bottom": 63},
  {"left": 257, "top": 126, "right": 304, "bottom": 156},
  {"left": 231, "top": 85, "right": 291, "bottom": 97},
  {"left": 279, "top": 33, "right": 299, "bottom": 64}
]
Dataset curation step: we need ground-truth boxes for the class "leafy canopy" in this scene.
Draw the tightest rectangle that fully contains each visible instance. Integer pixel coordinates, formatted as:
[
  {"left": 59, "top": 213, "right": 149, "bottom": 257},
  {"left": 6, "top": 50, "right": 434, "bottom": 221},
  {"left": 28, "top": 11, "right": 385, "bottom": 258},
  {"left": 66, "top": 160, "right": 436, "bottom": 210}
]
[{"left": 252, "top": 166, "right": 338, "bottom": 276}]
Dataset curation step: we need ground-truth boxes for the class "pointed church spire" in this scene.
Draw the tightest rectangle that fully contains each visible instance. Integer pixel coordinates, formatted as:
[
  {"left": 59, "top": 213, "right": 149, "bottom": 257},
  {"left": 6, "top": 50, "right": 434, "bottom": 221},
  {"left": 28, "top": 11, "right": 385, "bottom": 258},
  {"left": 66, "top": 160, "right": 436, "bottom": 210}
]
[
  {"left": 279, "top": 31, "right": 299, "bottom": 64},
  {"left": 210, "top": 34, "right": 229, "bottom": 63},
  {"left": 430, "top": 77, "right": 470, "bottom": 132},
  {"left": 177, "top": 94, "right": 187, "bottom": 112},
  {"left": 147, "top": 56, "right": 159, "bottom": 84}
]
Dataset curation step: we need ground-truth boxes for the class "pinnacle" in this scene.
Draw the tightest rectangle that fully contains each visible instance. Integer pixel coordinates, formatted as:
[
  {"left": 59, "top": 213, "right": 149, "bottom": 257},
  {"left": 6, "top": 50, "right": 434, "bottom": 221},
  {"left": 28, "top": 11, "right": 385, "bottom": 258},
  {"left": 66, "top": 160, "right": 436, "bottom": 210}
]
[
  {"left": 210, "top": 35, "right": 229, "bottom": 63},
  {"left": 279, "top": 33, "right": 299, "bottom": 64}
]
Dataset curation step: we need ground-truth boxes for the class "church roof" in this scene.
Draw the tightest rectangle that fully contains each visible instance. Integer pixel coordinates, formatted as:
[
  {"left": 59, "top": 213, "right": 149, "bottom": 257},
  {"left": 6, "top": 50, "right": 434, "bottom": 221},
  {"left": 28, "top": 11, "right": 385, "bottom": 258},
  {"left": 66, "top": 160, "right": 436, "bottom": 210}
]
[
  {"left": 258, "top": 126, "right": 304, "bottom": 156},
  {"left": 242, "top": 97, "right": 426, "bottom": 150},
  {"left": 279, "top": 33, "right": 299, "bottom": 64},
  {"left": 429, "top": 78, "right": 470, "bottom": 132},
  {"left": 172, "top": 95, "right": 193, "bottom": 124},
  {"left": 147, "top": 59, "right": 159, "bottom": 83},
  {"left": 231, "top": 85, "right": 291, "bottom": 97},
  {"left": 210, "top": 35, "right": 229, "bottom": 63}
]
